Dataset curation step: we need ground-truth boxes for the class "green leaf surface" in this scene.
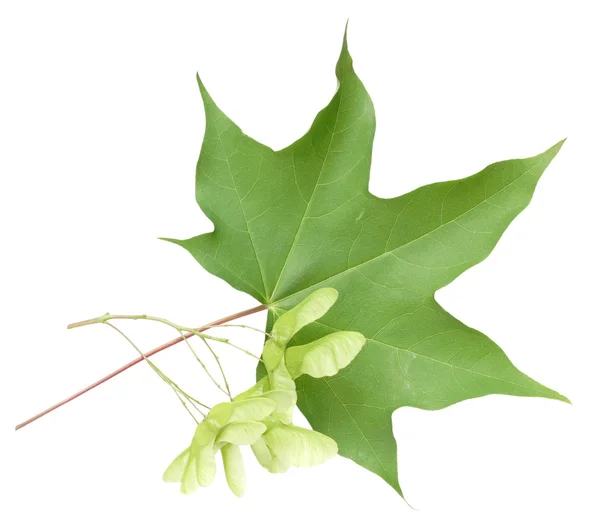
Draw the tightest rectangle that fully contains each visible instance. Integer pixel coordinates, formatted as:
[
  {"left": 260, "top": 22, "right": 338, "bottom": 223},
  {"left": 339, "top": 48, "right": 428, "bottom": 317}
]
[{"left": 168, "top": 30, "right": 567, "bottom": 495}]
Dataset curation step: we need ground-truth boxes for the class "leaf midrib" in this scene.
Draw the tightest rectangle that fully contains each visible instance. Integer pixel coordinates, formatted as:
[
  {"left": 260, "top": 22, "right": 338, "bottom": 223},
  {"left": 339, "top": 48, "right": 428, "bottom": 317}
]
[
  {"left": 321, "top": 376, "right": 398, "bottom": 490},
  {"left": 269, "top": 58, "right": 347, "bottom": 302},
  {"left": 271, "top": 156, "right": 546, "bottom": 308},
  {"left": 306, "top": 317, "right": 561, "bottom": 400},
  {"left": 216, "top": 123, "right": 269, "bottom": 301}
]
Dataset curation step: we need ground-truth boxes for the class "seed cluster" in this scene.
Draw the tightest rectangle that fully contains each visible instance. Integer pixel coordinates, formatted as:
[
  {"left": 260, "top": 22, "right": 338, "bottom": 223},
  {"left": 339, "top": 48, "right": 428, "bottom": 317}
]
[{"left": 163, "top": 288, "right": 366, "bottom": 496}]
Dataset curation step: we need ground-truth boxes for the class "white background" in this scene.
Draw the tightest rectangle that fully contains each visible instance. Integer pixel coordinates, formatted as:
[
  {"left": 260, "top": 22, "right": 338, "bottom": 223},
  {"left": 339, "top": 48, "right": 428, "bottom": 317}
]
[{"left": 2, "top": 1, "right": 599, "bottom": 525}]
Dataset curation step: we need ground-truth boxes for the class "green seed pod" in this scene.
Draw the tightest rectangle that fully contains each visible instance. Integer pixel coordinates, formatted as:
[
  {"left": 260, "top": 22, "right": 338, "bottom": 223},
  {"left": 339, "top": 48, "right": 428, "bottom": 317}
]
[
  {"left": 216, "top": 421, "right": 267, "bottom": 446},
  {"left": 271, "top": 288, "right": 338, "bottom": 346},
  {"left": 228, "top": 398, "right": 277, "bottom": 422},
  {"left": 193, "top": 419, "right": 219, "bottom": 445},
  {"left": 265, "top": 367, "right": 296, "bottom": 423},
  {"left": 162, "top": 288, "right": 365, "bottom": 497},
  {"left": 285, "top": 331, "right": 366, "bottom": 379},
  {"left": 261, "top": 339, "right": 285, "bottom": 373},
  {"left": 193, "top": 442, "right": 217, "bottom": 487},
  {"left": 268, "top": 361, "right": 295, "bottom": 391},
  {"left": 233, "top": 376, "right": 270, "bottom": 401},
  {"left": 163, "top": 447, "right": 190, "bottom": 483},
  {"left": 261, "top": 423, "right": 338, "bottom": 472},
  {"left": 222, "top": 443, "right": 246, "bottom": 497},
  {"left": 259, "top": 389, "right": 296, "bottom": 416},
  {"left": 180, "top": 451, "right": 201, "bottom": 495},
  {"left": 209, "top": 397, "right": 276, "bottom": 427},
  {"left": 250, "top": 436, "right": 273, "bottom": 471}
]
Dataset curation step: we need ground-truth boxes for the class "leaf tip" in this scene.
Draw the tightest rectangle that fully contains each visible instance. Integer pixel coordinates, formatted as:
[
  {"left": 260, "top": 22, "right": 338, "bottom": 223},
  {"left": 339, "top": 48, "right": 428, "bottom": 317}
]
[
  {"left": 539, "top": 383, "right": 571, "bottom": 405},
  {"left": 157, "top": 236, "right": 181, "bottom": 245},
  {"left": 336, "top": 20, "right": 353, "bottom": 79},
  {"left": 195, "top": 72, "right": 206, "bottom": 93},
  {"left": 158, "top": 237, "right": 191, "bottom": 251},
  {"left": 196, "top": 72, "right": 218, "bottom": 111},
  {"left": 546, "top": 137, "right": 567, "bottom": 158},
  {"left": 555, "top": 136, "right": 567, "bottom": 148}
]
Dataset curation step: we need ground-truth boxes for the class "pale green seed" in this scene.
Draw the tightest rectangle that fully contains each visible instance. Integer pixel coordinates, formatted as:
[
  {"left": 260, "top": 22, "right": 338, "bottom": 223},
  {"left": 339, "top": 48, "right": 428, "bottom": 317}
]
[
  {"left": 163, "top": 447, "right": 190, "bottom": 483},
  {"left": 286, "top": 331, "right": 366, "bottom": 379},
  {"left": 216, "top": 421, "right": 267, "bottom": 446},
  {"left": 222, "top": 444, "right": 246, "bottom": 497}
]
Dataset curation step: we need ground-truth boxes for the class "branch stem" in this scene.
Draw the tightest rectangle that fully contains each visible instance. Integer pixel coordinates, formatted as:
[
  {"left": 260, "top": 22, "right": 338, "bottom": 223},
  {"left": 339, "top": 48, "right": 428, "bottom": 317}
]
[
  {"left": 104, "top": 322, "right": 209, "bottom": 418},
  {"left": 15, "top": 304, "right": 267, "bottom": 431}
]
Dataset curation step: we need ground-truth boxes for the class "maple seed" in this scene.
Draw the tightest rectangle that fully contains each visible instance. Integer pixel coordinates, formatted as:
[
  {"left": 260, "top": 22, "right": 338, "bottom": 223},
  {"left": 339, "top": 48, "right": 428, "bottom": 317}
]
[{"left": 163, "top": 288, "right": 363, "bottom": 496}]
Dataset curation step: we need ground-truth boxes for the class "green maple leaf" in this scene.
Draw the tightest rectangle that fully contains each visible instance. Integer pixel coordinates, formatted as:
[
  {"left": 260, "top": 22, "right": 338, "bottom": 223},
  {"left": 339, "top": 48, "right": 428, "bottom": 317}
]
[{"left": 166, "top": 30, "right": 568, "bottom": 496}]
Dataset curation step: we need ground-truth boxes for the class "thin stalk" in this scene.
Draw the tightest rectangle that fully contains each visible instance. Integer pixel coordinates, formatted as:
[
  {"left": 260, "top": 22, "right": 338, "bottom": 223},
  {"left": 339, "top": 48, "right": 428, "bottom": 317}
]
[
  {"left": 182, "top": 326, "right": 261, "bottom": 361},
  {"left": 173, "top": 390, "right": 200, "bottom": 425},
  {"left": 68, "top": 314, "right": 208, "bottom": 335},
  {"left": 69, "top": 313, "right": 247, "bottom": 394},
  {"left": 69, "top": 313, "right": 240, "bottom": 347},
  {"left": 177, "top": 329, "right": 230, "bottom": 399},
  {"left": 206, "top": 323, "right": 271, "bottom": 336},
  {"left": 104, "top": 322, "right": 209, "bottom": 418},
  {"left": 222, "top": 341, "right": 262, "bottom": 361},
  {"left": 15, "top": 304, "right": 267, "bottom": 431},
  {"left": 200, "top": 337, "right": 231, "bottom": 400}
]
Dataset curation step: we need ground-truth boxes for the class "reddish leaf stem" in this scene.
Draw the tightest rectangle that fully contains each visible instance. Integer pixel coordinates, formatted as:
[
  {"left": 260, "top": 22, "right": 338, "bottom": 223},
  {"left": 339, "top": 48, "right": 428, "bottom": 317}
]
[{"left": 15, "top": 304, "right": 268, "bottom": 431}]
